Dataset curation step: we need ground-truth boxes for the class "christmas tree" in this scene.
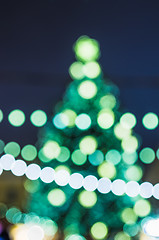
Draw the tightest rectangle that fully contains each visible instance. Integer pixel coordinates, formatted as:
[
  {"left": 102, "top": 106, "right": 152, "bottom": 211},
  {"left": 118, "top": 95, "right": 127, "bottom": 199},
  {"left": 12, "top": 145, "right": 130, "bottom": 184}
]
[{"left": 26, "top": 36, "right": 152, "bottom": 240}]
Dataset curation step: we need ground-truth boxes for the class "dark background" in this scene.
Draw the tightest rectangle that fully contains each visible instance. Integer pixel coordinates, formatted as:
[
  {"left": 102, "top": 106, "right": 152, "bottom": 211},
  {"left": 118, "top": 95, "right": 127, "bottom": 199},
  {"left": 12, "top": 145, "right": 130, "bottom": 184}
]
[{"left": 0, "top": 0, "right": 159, "bottom": 150}]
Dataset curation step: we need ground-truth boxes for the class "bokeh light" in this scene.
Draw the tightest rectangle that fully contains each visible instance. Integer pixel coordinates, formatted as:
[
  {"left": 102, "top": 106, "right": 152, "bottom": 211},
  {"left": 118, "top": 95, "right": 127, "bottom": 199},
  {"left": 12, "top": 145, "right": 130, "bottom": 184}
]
[
  {"left": 83, "top": 175, "right": 98, "bottom": 191},
  {"left": 121, "top": 208, "right": 137, "bottom": 224},
  {"left": 0, "top": 110, "right": 3, "bottom": 123},
  {"left": 74, "top": 36, "right": 100, "bottom": 62},
  {"left": 0, "top": 154, "right": 15, "bottom": 170},
  {"left": 120, "top": 113, "right": 136, "bottom": 129},
  {"left": 65, "top": 234, "right": 86, "bottom": 240},
  {"left": 125, "top": 165, "right": 143, "bottom": 181},
  {"left": 134, "top": 199, "right": 151, "bottom": 217},
  {"left": 75, "top": 113, "right": 91, "bottom": 130},
  {"left": 55, "top": 169, "right": 70, "bottom": 186},
  {"left": 30, "top": 110, "right": 47, "bottom": 127},
  {"left": 8, "top": 109, "right": 25, "bottom": 127},
  {"left": 11, "top": 160, "right": 27, "bottom": 176},
  {"left": 121, "top": 136, "right": 138, "bottom": 153},
  {"left": 91, "top": 222, "right": 108, "bottom": 240},
  {"left": 97, "top": 109, "right": 115, "bottom": 129},
  {"left": 40, "top": 167, "right": 54, "bottom": 183},
  {"left": 106, "top": 149, "right": 121, "bottom": 165},
  {"left": 61, "top": 109, "right": 77, "bottom": 127},
  {"left": 79, "top": 136, "right": 97, "bottom": 155},
  {"left": 48, "top": 189, "right": 66, "bottom": 207},
  {"left": 142, "top": 112, "right": 158, "bottom": 130},
  {"left": 21, "top": 145, "right": 37, "bottom": 161},
  {"left": 4, "top": 142, "right": 20, "bottom": 157},
  {"left": 78, "top": 80, "right": 97, "bottom": 99},
  {"left": 78, "top": 190, "right": 97, "bottom": 208},
  {"left": 139, "top": 147, "right": 155, "bottom": 164},
  {"left": 71, "top": 149, "right": 87, "bottom": 165},
  {"left": 0, "top": 140, "right": 5, "bottom": 154},
  {"left": 69, "top": 62, "right": 84, "bottom": 80},
  {"left": 25, "top": 164, "right": 41, "bottom": 180},
  {"left": 125, "top": 181, "right": 140, "bottom": 197},
  {"left": 69, "top": 173, "right": 83, "bottom": 189},
  {"left": 43, "top": 140, "right": 61, "bottom": 159},
  {"left": 114, "top": 123, "right": 131, "bottom": 140},
  {"left": 99, "top": 94, "right": 116, "bottom": 109},
  {"left": 98, "top": 162, "right": 116, "bottom": 179},
  {"left": 122, "top": 152, "right": 138, "bottom": 165},
  {"left": 139, "top": 182, "right": 153, "bottom": 198},
  {"left": 114, "top": 232, "right": 131, "bottom": 240},
  {"left": 111, "top": 179, "right": 126, "bottom": 196},
  {"left": 97, "top": 178, "right": 112, "bottom": 194},
  {"left": 88, "top": 150, "right": 104, "bottom": 166},
  {"left": 56, "top": 146, "right": 70, "bottom": 163},
  {"left": 83, "top": 61, "right": 101, "bottom": 78}
]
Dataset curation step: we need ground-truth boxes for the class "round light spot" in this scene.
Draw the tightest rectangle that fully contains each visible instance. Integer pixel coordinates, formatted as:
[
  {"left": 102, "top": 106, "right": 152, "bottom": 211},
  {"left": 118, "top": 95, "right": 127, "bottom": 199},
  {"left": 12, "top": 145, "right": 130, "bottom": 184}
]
[
  {"left": 21, "top": 145, "right": 37, "bottom": 161},
  {"left": 123, "top": 223, "right": 139, "bottom": 237},
  {"left": 91, "top": 222, "right": 108, "bottom": 240},
  {"left": 69, "top": 173, "right": 84, "bottom": 189},
  {"left": 83, "top": 61, "right": 101, "bottom": 78},
  {"left": 27, "top": 225, "right": 44, "bottom": 240},
  {"left": 75, "top": 113, "right": 91, "bottom": 130},
  {"left": 61, "top": 109, "right": 77, "bottom": 127},
  {"left": 122, "top": 152, "right": 138, "bottom": 165},
  {"left": 153, "top": 183, "right": 159, "bottom": 199},
  {"left": 97, "top": 109, "right": 115, "bottom": 129},
  {"left": 97, "top": 178, "right": 112, "bottom": 194},
  {"left": 53, "top": 113, "right": 68, "bottom": 129},
  {"left": 83, "top": 175, "right": 98, "bottom": 191},
  {"left": 114, "top": 232, "right": 131, "bottom": 240},
  {"left": 56, "top": 147, "right": 70, "bottom": 163},
  {"left": 120, "top": 113, "right": 137, "bottom": 129},
  {"left": 55, "top": 170, "right": 70, "bottom": 186},
  {"left": 8, "top": 110, "right": 25, "bottom": 127},
  {"left": 142, "top": 112, "right": 158, "bottom": 130},
  {"left": 79, "top": 136, "right": 97, "bottom": 155},
  {"left": 88, "top": 150, "right": 104, "bottom": 166},
  {"left": 139, "top": 147, "right": 155, "bottom": 164},
  {"left": 98, "top": 162, "right": 116, "bottom": 179},
  {"left": 78, "top": 80, "right": 97, "bottom": 99},
  {"left": 111, "top": 179, "right": 126, "bottom": 196},
  {"left": 140, "top": 182, "right": 153, "bottom": 198},
  {"left": 125, "top": 165, "right": 143, "bottom": 181},
  {"left": 134, "top": 199, "right": 151, "bottom": 217},
  {"left": 121, "top": 136, "right": 138, "bottom": 153},
  {"left": 71, "top": 149, "right": 87, "bottom": 165},
  {"left": 25, "top": 164, "right": 41, "bottom": 180},
  {"left": 43, "top": 140, "right": 61, "bottom": 159},
  {"left": 74, "top": 36, "right": 100, "bottom": 62},
  {"left": 125, "top": 181, "right": 140, "bottom": 197},
  {"left": 99, "top": 94, "right": 116, "bottom": 109},
  {"left": 30, "top": 110, "right": 47, "bottom": 127},
  {"left": 38, "top": 149, "right": 51, "bottom": 163},
  {"left": 69, "top": 62, "right": 84, "bottom": 80},
  {"left": 11, "top": 160, "right": 27, "bottom": 176},
  {"left": 40, "top": 167, "right": 54, "bottom": 183},
  {"left": 48, "top": 189, "right": 66, "bottom": 207},
  {"left": 143, "top": 218, "right": 159, "bottom": 238},
  {"left": 78, "top": 191, "right": 97, "bottom": 208},
  {"left": 106, "top": 149, "right": 121, "bottom": 165},
  {"left": 114, "top": 123, "right": 131, "bottom": 140},
  {"left": 0, "top": 154, "right": 15, "bottom": 170},
  {"left": 0, "top": 110, "right": 3, "bottom": 122},
  {"left": 121, "top": 208, "right": 137, "bottom": 224},
  {"left": 4, "top": 142, "right": 20, "bottom": 157}
]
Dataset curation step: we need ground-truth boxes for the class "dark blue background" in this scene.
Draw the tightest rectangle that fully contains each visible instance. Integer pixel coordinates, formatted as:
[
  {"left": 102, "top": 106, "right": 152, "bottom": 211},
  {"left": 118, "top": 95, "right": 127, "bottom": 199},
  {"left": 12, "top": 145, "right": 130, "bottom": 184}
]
[{"left": 0, "top": 0, "right": 159, "bottom": 150}]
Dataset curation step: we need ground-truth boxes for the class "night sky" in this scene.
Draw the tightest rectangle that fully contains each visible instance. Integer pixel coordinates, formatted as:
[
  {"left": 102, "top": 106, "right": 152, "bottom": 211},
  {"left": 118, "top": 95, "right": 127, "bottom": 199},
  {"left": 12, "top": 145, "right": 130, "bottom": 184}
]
[{"left": 0, "top": 0, "right": 159, "bottom": 148}]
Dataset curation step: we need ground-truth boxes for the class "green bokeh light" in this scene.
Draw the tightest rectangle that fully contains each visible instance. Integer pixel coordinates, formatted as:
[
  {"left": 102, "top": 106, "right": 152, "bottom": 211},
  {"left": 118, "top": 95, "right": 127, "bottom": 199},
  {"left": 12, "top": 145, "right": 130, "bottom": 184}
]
[
  {"left": 114, "top": 123, "right": 132, "bottom": 140},
  {"left": 6, "top": 207, "right": 20, "bottom": 223},
  {"left": 97, "top": 109, "right": 115, "bottom": 129},
  {"left": 56, "top": 147, "right": 70, "bottom": 163},
  {"left": 48, "top": 189, "right": 66, "bottom": 207},
  {"left": 4, "top": 142, "right": 20, "bottom": 157},
  {"left": 78, "top": 80, "right": 97, "bottom": 99},
  {"left": 99, "top": 94, "right": 116, "bottom": 109},
  {"left": 133, "top": 199, "right": 151, "bottom": 217},
  {"left": 74, "top": 36, "right": 100, "bottom": 62},
  {"left": 121, "top": 208, "right": 138, "bottom": 224},
  {"left": 69, "top": 62, "right": 84, "bottom": 80},
  {"left": 75, "top": 113, "right": 91, "bottom": 130},
  {"left": 8, "top": 109, "right": 25, "bottom": 127},
  {"left": 139, "top": 147, "right": 155, "bottom": 164},
  {"left": 38, "top": 149, "right": 52, "bottom": 163},
  {"left": 0, "top": 140, "right": 5, "bottom": 154},
  {"left": 71, "top": 149, "right": 87, "bottom": 165},
  {"left": 121, "top": 136, "right": 138, "bottom": 153},
  {"left": 120, "top": 113, "right": 137, "bottom": 129},
  {"left": 123, "top": 223, "right": 139, "bottom": 237},
  {"left": 114, "top": 232, "right": 131, "bottom": 240},
  {"left": 122, "top": 152, "right": 138, "bottom": 165},
  {"left": 88, "top": 150, "right": 104, "bottom": 166},
  {"left": 98, "top": 162, "right": 116, "bottom": 179},
  {"left": 24, "top": 180, "right": 40, "bottom": 193},
  {"left": 79, "top": 136, "right": 98, "bottom": 155},
  {"left": 62, "top": 109, "right": 77, "bottom": 127},
  {"left": 91, "top": 222, "right": 108, "bottom": 240},
  {"left": 0, "top": 110, "right": 3, "bottom": 122},
  {"left": 21, "top": 144, "right": 37, "bottom": 161},
  {"left": 30, "top": 110, "right": 47, "bottom": 127},
  {"left": 83, "top": 61, "right": 101, "bottom": 78},
  {"left": 142, "top": 112, "right": 158, "bottom": 130},
  {"left": 125, "top": 165, "right": 143, "bottom": 181},
  {"left": 43, "top": 140, "right": 61, "bottom": 159},
  {"left": 106, "top": 149, "right": 121, "bottom": 165},
  {"left": 78, "top": 190, "right": 97, "bottom": 208}
]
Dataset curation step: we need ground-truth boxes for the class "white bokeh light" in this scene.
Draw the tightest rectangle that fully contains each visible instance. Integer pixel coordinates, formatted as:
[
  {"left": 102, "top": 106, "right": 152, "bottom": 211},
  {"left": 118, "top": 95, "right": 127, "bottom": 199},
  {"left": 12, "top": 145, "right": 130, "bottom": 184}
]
[
  {"left": 126, "top": 181, "right": 140, "bottom": 197},
  {"left": 143, "top": 218, "right": 159, "bottom": 237},
  {"left": 25, "top": 164, "right": 41, "bottom": 180},
  {"left": 153, "top": 183, "right": 159, "bottom": 199},
  {"left": 0, "top": 154, "right": 15, "bottom": 170},
  {"left": 140, "top": 182, "right": 153, "bottom": 198},
  {"left": 40, "top": 167, "right": 55, "bottom": 183},
  {"left": 97, "top": 178, "right": 112, "bottom": 194},
  {"left": 83, "top": 175, "right": 98, "bottom": 191},
  {"left": 27, "top": 225, "right": 45, "bottom": 240},
  {"left": 55, "top": 170, "right": 70, "bottom": 186},
  {"left": 69, "top": 173, "right": 83, "bottom": 189},
  {"left": 111, "top": 179, "right": 126, "bottom": 196},
  {"left": 11, "top": 160, "right": 27, "bottom": 176}
]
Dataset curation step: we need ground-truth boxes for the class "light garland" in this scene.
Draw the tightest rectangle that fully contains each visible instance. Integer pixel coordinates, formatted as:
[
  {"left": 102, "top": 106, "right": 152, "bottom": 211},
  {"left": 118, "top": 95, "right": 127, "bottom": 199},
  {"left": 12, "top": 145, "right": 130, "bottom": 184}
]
[{"left": 0, "top": 153, "right": 159, "bottom": 200}]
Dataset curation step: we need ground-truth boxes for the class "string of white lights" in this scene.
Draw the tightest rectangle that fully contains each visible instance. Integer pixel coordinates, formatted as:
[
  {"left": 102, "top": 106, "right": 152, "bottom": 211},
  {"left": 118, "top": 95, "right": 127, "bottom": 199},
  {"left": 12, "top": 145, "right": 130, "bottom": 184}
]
[{"left": 0, "top": 154, "right": 159, "bottom": 200}]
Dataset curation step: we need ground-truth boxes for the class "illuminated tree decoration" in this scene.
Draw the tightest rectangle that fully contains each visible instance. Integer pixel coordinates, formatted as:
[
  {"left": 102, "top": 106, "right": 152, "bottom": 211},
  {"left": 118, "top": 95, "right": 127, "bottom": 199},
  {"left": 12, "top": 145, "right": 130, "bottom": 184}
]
[{"left": 27, "top": 36, "right": 150, "bottom": 240}]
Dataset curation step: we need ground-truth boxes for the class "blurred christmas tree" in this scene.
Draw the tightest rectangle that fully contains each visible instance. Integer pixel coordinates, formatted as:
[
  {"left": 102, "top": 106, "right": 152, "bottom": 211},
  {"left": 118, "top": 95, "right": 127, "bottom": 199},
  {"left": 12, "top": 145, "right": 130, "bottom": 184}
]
[{"left": 26, "top": 36, "right": 151, "bottom": 240}]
